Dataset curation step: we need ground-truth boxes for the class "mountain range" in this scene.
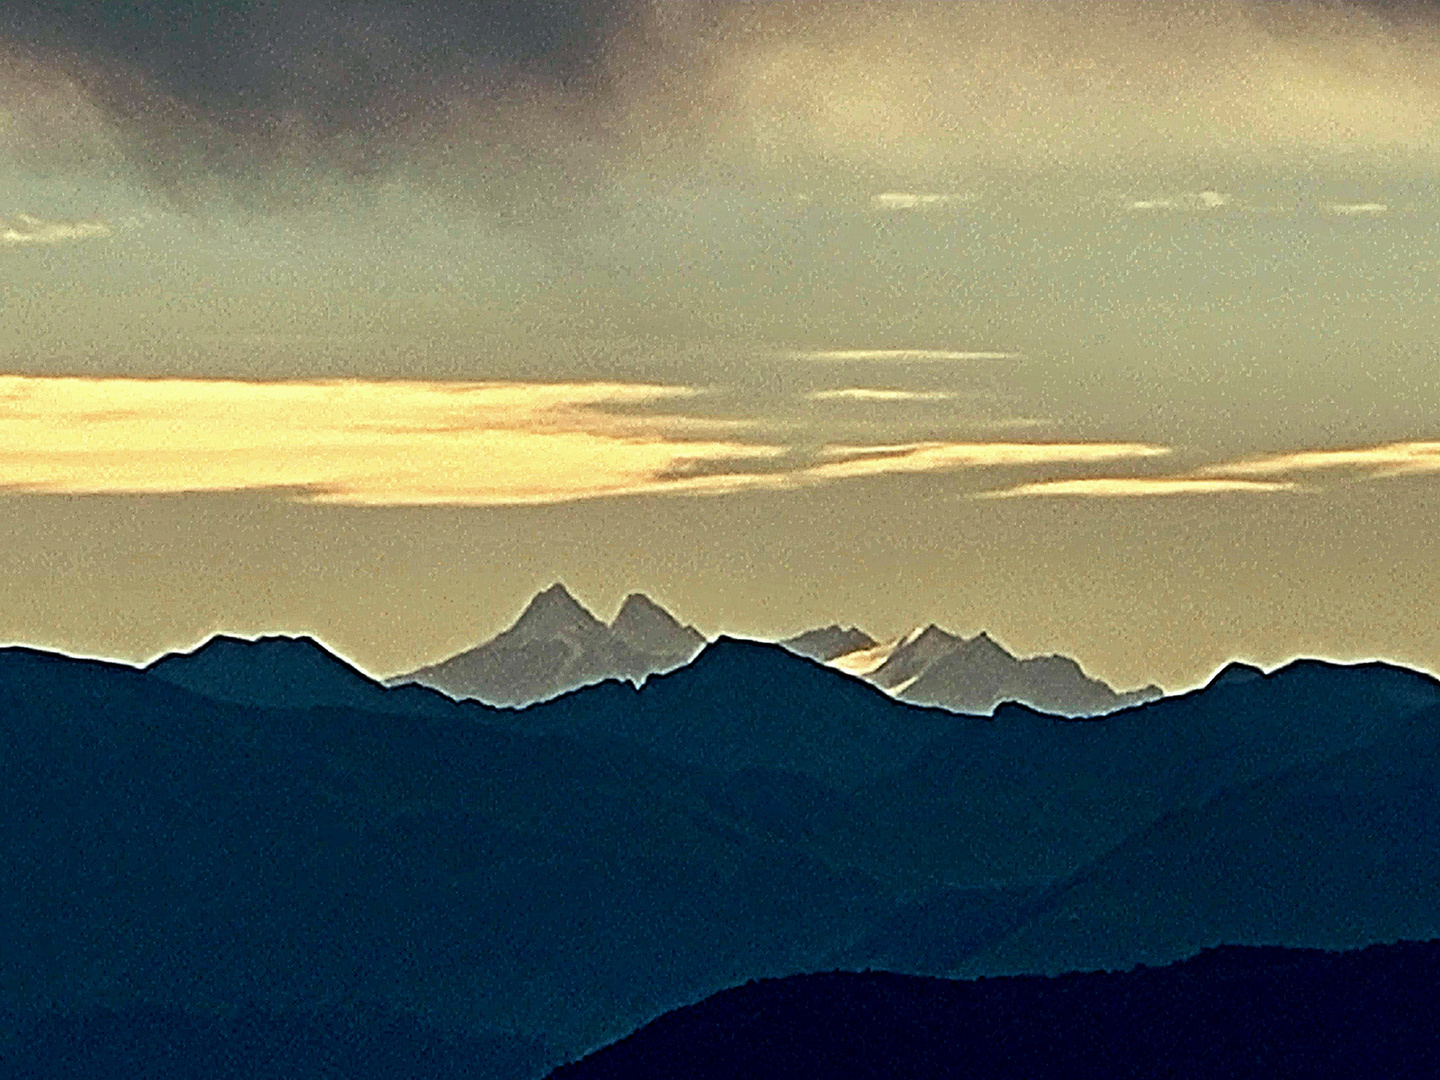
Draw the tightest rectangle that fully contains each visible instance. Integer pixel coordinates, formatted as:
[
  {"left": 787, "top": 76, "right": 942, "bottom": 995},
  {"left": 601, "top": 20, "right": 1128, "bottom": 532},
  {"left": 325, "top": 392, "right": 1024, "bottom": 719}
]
[
  {"left": 387, "top": 585, "right": 705, "bottom": 705},
  {"left": 783, "top": 622, "right": 1162, "bottom": 716},
  {"left": 387, "top": 584, "right": 1160, "bottom": 716},
  {"left": 5, "top": 627, "right": 1440, "bottom": 1077}
]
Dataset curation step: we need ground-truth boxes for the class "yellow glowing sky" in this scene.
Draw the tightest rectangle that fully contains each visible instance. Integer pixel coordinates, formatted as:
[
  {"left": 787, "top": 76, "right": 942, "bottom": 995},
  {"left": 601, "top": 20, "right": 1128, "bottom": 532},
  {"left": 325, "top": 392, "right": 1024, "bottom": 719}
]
[{"left": 3, "top": 1, "right": 1439, "bottom": 689}]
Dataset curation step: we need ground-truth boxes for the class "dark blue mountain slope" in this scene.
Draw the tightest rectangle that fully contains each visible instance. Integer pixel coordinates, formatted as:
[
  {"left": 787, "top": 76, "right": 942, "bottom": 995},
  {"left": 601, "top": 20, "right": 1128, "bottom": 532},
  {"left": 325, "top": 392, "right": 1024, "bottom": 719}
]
[
  {"left": 7, "top": 641, "right": 1440, "bottom": 1075},
  {"left": 547, "top": 940, "right": 1440, "bottom": 1079},
  {"left": 0, "top": 645, "right": 891, "bottom": 1063},
  {"left": 844, "top": 656, "right": 1440, "bottom": 887},
  {"left": 1, "top": 1005, "right": 547, "bottom": 1080},
  {"left": 146, "top": 634, "right": 470, "bottom": 718},
  {"left": 507, "top": 637, "right": 965, "bottom": 789},
  {"left": 962, "top": 699, "right": 1440, "bottom": 976}
]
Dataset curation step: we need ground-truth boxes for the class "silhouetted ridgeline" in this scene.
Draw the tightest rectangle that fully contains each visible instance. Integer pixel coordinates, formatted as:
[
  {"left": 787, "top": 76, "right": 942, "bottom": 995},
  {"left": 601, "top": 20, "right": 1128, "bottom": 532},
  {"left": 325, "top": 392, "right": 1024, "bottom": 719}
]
[
  {"left": 4, "top": 634, "right": 1440, "bottom": 1076},
  {"left": 548, "top": 941, "right": 1440, "bottom": 1079}
]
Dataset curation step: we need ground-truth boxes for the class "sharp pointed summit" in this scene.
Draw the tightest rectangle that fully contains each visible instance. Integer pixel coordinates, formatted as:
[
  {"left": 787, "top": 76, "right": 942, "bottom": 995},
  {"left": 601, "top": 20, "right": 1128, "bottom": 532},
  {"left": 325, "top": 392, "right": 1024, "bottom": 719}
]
[
  {"left": 610, "top": 593, "right": 706, "bottom": 660},
  {"left": 507, "top": 582, "right": 610, "bottom": 646},
  {"left": 869, "top": 625, "right": 965, "bottom": 690},
  {"left": 388, "top": 585, "right": 705, "bottom": 706},
  {"left": 780, "top": 625, "right": 878, "bottom": 662},
  {"left": 787, "top": 621, "right": 1162, "bottom": 717}
]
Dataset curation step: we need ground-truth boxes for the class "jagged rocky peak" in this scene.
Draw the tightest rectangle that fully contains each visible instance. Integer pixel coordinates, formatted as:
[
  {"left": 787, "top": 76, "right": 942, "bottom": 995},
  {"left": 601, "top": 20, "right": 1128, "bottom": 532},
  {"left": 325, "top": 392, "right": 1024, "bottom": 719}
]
[
  {"left": 610, "top": 593, "right": 704, "bottom": 657},
  {"left": 961, "top": 630, "right": 1014, "bottom": 657},
  {"left": 896, "top": 624, "right": 966, "bottom": 657},
  {"left": 781, "top": 625, "right": 879, "bottom": 662},
  {"left": 507, "top": 582, "right": 608, "bottom": 642}
]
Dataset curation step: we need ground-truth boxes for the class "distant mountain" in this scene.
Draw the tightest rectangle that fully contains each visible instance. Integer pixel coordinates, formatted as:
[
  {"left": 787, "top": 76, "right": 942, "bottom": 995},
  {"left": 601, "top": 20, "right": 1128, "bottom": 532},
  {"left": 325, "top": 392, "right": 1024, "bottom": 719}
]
[
  {"left": 779, "top": 626, "right": 878, "bottom": 662},
  {"left": 388, "top": 584, "right": 706, "bottom": 705},
  {"left": 548, "top": 941, "right": 1440, "bottom": 1079},
  {"left": 147, "top": 634, "right": 456, "bottom": 717},
  {"left": 864, "top": 625, "right": 964, "bottom": 691},
  {"left": 786, "top": 622, "right": 1162, "bottom": 716},
  {"left": 609, "top": 592, "right": 706, "bottom": 658}
]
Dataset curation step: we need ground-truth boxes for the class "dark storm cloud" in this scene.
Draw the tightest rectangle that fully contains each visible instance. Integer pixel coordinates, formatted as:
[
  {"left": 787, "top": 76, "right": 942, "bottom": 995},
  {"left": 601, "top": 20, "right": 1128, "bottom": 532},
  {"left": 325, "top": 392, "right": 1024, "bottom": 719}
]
[
  {"left": 0, "top": 0, "right": 636, "bottom": 202},
  {"left": 2, "top": 1, "right": 632, "bottom": 104},
  {"left": 10, "top": 0, "right": 1440, "bottom": 207}
]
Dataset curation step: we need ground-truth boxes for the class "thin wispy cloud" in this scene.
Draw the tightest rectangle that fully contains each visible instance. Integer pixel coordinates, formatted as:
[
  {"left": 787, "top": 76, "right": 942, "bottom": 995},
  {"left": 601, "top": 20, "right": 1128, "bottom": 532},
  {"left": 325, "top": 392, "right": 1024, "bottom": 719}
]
[
  {"left": 1128, "top": 191, "right": 1230, "bottom": 211},
  {"left": 977, "top": 439, "right": 1440, "bottom": 498},
  {"left": 980, "top": 477, "right": 1297, "bottom": 499},
  {"left": 792, "top": 350, "right": 1019, "bottom": 362},
  {"left": 1, "top": 213, "right": 111, "bottom": 246},
  {"left": 1202, "top": 441, "right": 1440, "bottom": 478},
  {"left": 804, "top": 441, "right": 1170, "bottom": 481},
  {"left": 807, "top": 388, "right": 957, "bottom": 403},
  {"left": 1326, "top": 202, "right": 1389, "bottom": 215},
  {"left": 870, "top": 192, "right": 973, "bottom": 210}
]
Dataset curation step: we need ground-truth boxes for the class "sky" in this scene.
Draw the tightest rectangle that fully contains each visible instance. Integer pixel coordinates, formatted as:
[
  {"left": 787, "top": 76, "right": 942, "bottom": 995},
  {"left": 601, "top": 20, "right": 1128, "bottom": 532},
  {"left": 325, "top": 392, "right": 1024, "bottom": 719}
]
[{"left": 3, "top": 0, "right": 1439, "bottom": 691}]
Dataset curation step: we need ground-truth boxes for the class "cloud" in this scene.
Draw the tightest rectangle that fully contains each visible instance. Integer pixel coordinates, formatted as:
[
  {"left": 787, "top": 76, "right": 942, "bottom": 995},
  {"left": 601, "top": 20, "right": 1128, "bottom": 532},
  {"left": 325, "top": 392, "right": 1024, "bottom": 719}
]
[
  {"left": 0, "top": 376, "right": 1182, "bottom": 505},
  {"left": 14, "top": 1, "right": 1439, "bottom": 208},
  {"left": 1202, "top": 440, "right": 1440, "bottom": 478},
  {"left": 0, "top": 376, "right": 787, "bottom": 506},
  {"left": 870, "top": 192, "right": 972, "bottom": 210},
  {"left": 976, "top": 438, "right": 1440, "bottom": 498},
  {"left": 792, "top": 350, "right": 1019, "bottom": 362},
  {"left": 980, "top": 477, "right": 1297, "bottom": 498},
  {"left": 807, "top": 388, "right": 957, "bottom": 403},
  {"left": 1128, "top": 191, "right": 1230, "bottom": 211},
  {"left": 1326, "top": 202, "right": 1388, "bottom": 215},
  {"left": 803, "top": 441, "right": 1170, "bottom": 481},
  {"left": 1, "top": 213, "right": 111, "bottom": 245}
]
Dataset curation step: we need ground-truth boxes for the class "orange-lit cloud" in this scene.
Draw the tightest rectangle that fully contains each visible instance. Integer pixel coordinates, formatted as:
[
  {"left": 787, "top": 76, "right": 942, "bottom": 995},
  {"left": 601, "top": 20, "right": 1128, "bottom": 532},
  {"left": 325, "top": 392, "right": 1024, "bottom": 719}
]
[
  {"left": 1202, "top": 440, "right": 1440, "bottom": 478},
  {"left": 980, "top": 477, "right": 1297, "bottom": 499},
  {"left": 0, "top": 376, "right": 1189, "bottom": 505},
  {"left": 805, "top": 441, "right": 1169, "bottom": 481},
  {"left": 977, "top": 439, "right": 1440, "bottom": 497},
  {"left": 0, "top": 376, "right": 788, "bottom": 506},
  {"left": 807, "top": 388, "right": 957, "bottom": 403},
  {"left": 791, "top": 350, "right": 1018, "bottom": 362}
]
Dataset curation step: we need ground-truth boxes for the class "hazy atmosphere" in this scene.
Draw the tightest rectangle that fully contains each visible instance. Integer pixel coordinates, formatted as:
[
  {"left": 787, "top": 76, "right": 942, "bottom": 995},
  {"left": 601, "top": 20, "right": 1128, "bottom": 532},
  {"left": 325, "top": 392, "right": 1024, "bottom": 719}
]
[{"left": 4, "top": 0, "right": 1439, "bottom": 690}]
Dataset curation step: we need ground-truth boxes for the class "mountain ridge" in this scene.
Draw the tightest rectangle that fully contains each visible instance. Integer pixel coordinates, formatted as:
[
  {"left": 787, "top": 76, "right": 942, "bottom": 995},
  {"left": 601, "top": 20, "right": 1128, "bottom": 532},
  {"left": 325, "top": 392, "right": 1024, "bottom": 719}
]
[
  {"left": 781, "top": 621, "right": 1162, "bottom": 716},
  {"left": 388, "top": 584, "right": 706, "bottom": 706}
]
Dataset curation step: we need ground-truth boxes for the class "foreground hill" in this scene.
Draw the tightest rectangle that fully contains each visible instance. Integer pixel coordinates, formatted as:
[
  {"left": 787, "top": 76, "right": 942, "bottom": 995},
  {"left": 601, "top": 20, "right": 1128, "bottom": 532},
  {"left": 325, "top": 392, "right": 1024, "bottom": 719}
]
[
  {"left": 389, "top": 585, "right": 704, "bottom": 705},
  {"left": 5, "top": 637, "right": 1440, "bottom": 1076},
  {"left": 502, "top": 637, "right": 960, "bottom": 790},
  {"left": 0, "top": 644, "right": 888, "bottom": 1062},
  {"left": 548, "top": 941, "right": 1440, "bottom": 1079},
  {"left": 964, "top": 700, "right": 1440, "bottom": 977}
]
